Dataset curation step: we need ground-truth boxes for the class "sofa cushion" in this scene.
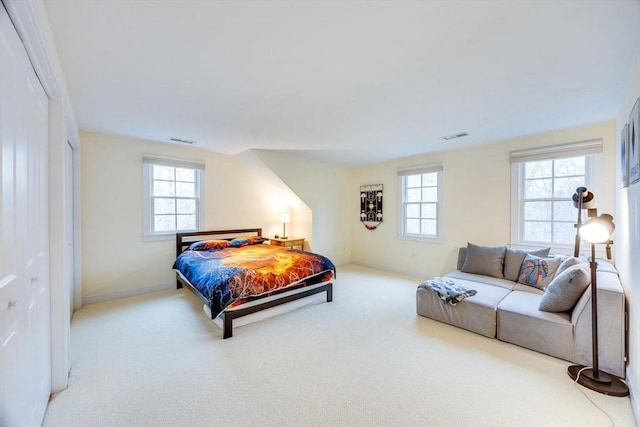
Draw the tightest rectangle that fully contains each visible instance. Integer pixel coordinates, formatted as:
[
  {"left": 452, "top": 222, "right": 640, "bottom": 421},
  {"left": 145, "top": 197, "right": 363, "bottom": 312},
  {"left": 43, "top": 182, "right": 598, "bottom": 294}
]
[
  {"left": 446, "top": 270, "right": 517, "bottom": 290},
  {"left": 539, "top": 265, "right": 591, "bottom": 312},
  {"left": 503, "top": 248, "right": 550, "bottom": 282},
  {"left": 512, "top": 283, "right": 545, "bottom": 294},
  {"left": 497, "top": 291, "right": 574, "bottom": 361},
  {"left": 517, "top": 254, "right": 561, "bottom": 290},
  {"left": 461, "top": 243, "right": 507, "bottom": 279},
  {"left": 417, "top": 279, "right": 511, "bottom": 338}
]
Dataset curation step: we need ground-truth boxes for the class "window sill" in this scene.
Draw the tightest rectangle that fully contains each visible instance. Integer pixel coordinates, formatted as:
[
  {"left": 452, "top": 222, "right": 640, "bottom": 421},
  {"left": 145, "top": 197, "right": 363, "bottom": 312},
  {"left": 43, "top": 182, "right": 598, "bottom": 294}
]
[
  {"left": 397, "top": 234, "right": 443, "bottom": 244},
  {"left": 142, "top": 233, "right": 175, "bottom": 242}
]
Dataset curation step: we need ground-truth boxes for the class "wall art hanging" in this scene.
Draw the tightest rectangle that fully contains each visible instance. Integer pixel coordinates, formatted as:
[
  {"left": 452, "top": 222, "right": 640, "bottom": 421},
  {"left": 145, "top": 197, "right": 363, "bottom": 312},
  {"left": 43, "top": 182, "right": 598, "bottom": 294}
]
[
  {"left": 629, "top": 97, "right": 640, "bottom": 185},
  {"left": 360, "top": 184, "right": 383, "bottom": 230},
  {"left": 621, "top": 122, "right": 630, "bottom": 188}
]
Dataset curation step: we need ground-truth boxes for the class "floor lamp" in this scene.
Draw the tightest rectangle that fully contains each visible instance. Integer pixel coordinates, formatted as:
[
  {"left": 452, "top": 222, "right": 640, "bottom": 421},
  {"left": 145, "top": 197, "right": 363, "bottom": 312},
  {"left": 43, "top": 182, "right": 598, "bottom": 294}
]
[
  {"left": 572, "top": 187, "right": 595, "bottom": 257},
  {"left": 567, "top": 213, "right": 629, "bottom": 396}
]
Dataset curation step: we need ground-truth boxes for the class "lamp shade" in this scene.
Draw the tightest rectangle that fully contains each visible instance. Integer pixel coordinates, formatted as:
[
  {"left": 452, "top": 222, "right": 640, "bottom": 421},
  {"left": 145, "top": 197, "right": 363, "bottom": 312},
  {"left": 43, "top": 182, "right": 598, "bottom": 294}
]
[
  {"left": 572, "top": 187, "right": 596, "bottom": 209},
  {"left": 579, "top": 214, "right": 614, "bottom": 243},
  {"left": 279, "top": 213, "right": 291, "bottom": 224}
]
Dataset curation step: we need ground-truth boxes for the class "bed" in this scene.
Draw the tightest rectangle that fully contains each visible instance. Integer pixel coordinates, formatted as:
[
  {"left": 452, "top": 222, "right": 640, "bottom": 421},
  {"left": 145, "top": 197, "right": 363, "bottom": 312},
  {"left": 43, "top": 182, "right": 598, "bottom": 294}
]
[{"left": 173, "top": 228, "right": 335, "bottom": 338}]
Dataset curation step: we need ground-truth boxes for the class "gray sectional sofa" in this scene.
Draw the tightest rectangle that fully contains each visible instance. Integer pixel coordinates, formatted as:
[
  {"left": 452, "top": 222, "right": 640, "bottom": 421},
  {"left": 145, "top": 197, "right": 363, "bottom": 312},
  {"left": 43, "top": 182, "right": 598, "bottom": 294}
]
[{"left": 416, "top": 244, "right": 626, "bottom": 378}]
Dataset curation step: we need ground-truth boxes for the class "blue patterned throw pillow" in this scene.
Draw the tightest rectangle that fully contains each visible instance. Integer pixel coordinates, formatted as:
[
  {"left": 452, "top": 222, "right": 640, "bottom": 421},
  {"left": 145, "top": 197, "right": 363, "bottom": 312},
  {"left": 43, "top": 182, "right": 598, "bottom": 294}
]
[
  {"left": 188, "top": 239, "right": 229, "bottom": 251},
  {"left": 229, "top": 236, "right": 267, "bottom": 247},
  {"left": 517, "top": 254, "right": 561, "bottom": 290}
]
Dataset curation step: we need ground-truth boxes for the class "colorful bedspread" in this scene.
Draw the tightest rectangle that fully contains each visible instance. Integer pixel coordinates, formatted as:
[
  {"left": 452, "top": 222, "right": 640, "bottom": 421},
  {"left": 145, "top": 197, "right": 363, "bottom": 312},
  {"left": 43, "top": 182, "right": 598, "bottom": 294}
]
[{"left": 173, "top": 241, "right": 335, "bottom": 318}]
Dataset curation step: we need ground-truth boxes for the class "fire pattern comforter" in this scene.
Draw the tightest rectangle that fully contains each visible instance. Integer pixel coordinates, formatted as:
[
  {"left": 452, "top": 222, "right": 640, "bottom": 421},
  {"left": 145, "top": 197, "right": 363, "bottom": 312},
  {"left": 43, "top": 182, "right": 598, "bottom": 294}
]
[{"left": 173, "top": 240, "right": 335, "bottom": 319}]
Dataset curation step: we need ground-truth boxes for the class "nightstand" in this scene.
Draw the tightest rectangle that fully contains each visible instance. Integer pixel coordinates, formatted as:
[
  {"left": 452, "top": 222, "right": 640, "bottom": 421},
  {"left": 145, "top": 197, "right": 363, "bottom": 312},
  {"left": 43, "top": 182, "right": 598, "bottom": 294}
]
[{"left": 269, "top": 237, "right": 305, "bottom": 250}]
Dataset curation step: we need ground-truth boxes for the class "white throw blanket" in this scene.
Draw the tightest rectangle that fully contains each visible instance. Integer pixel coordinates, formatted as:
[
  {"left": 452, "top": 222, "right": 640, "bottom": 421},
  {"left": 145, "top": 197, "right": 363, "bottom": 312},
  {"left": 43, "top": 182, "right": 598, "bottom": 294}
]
[{"left": 418, "top": 277, "right": 477, "bottom": 305}]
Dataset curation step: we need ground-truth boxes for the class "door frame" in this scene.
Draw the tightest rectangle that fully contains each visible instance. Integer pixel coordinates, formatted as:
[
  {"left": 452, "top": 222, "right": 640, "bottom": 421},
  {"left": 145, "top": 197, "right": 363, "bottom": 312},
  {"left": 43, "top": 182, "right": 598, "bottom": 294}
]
[{"left": 4, "top": 0, "right": 80, "bottom": 392}]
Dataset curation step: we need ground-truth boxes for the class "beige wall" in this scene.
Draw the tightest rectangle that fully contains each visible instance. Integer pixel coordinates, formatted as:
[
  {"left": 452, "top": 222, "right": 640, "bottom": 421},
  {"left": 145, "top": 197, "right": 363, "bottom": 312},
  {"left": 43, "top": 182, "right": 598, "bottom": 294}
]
[
  {"left": 352, "top": 122, "right": 617, "bottom": 279},
  {"left": 80, "top": 131, "right": 310, "bottom": 302},
  {"left": 252, "top": 150, "right": 353, "bottom": 266},
  {"left": 80, "top": 104, "right": 634, "bottom": 404},
  {"left": 616, "top": 49, "right": 640, "bottom": 418}
]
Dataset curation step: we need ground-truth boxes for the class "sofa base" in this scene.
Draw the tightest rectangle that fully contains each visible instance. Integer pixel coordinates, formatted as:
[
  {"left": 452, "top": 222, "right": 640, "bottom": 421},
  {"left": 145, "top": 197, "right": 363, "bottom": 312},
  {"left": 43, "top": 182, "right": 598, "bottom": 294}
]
[
  {"left": 416, "top": 262, "right": 626, "bottom": 378},
  {"left": 417, "top": 280, "right": 511, "bottom": 338},
  {"left": 497, "top": 290, "right": 574, "bottom": 362}
]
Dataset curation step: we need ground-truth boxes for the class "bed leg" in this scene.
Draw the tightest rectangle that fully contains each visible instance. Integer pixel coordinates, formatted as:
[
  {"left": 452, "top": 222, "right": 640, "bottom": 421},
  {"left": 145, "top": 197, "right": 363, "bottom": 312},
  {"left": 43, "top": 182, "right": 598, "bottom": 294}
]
[
  {"left": 223, "top": 313, "right": 233, "bottom": 339},
  {"left": 326, "top": 283, "right": 333, "bottom": 302}
]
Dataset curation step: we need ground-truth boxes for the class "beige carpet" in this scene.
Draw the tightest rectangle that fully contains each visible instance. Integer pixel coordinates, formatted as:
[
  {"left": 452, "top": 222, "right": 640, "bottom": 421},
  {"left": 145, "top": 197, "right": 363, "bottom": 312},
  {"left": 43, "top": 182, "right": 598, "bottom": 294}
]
[{"left": 43, "top": 265, "right": 636, "bottom": 427}]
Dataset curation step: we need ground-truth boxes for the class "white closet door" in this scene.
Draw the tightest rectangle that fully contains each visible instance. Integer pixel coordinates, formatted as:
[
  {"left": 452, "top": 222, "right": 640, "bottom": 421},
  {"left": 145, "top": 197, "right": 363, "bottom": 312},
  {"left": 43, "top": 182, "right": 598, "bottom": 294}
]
[
  {"left": 66, "top": 142, "right": 74, "bottom": 317},
  {"left": 0, "top": 4, "right": 51, "bottom": 427}
]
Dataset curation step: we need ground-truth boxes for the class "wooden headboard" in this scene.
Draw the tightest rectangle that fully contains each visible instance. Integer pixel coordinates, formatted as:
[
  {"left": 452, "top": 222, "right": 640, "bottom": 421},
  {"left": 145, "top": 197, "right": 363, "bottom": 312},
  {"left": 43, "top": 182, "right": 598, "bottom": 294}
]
[{"left": 175, "top": 228, "right": 263, "bottom": 258}]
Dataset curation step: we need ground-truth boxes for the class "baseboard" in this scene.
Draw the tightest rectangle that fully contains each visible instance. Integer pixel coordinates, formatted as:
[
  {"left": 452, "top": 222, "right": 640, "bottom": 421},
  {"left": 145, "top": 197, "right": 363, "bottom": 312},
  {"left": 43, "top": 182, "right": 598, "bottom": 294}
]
[
  {"left": 83, "top": 282, "right": 175, "bottom": 305},
  {"left": 351, "top": 261, "right": 425, "bottom": 281},
  {"left": 627, "top": 365, "right": 639, "bottom": 425}
]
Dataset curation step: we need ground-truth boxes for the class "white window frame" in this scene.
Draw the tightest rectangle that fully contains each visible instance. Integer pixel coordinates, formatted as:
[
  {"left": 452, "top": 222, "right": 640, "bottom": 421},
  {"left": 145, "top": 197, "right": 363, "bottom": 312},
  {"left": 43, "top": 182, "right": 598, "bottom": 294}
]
[
  {"left": 142, "top": 155, "right": 205, "bottom": 241},
  {"left": 397, "top": 164, "right": 443, "bottom": 241},
  {"left": 510, "top": 140, "right": 603, "bottom": 254}
]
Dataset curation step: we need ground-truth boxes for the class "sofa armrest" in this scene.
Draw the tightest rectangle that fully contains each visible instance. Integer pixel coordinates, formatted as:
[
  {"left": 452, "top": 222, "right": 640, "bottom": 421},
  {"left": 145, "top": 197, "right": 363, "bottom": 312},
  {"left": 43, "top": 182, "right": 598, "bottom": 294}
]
[{"left": 571, "top": 267, "right": 626, "bottom": 378}]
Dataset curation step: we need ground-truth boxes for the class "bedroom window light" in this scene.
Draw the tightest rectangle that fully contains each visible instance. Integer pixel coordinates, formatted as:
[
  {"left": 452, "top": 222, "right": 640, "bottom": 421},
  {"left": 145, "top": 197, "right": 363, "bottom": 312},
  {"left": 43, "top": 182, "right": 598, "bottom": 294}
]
[
  {"left": 143, "top": 155, "right": 205, "bottom": 239},
  {"left": 398, "top": 164, "right": 443, "bottom": 240},
  {"left": 510, "top": 140, "right": 603, "bottom": 251}
]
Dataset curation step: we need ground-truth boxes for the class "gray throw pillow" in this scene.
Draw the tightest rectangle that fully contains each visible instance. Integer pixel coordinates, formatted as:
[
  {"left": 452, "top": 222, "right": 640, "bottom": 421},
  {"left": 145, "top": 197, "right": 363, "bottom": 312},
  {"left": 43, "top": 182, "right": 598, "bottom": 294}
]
[
  {"left": 517, "top": 253, "right": 562, "bottom": 290},
  {"left": 503, "top": 247, "right": 551, "bottom": 282},
  {"left": 461, "top": 243, "right": 507, "bottom": 279},
  {"left": 554, "top": 256, "right": 586, "bottom": 277},
  {"left": 456, "top": 247, "right": 467, "bottom": 270},
  {"left": 539, "top": 265, "right": 591, "bottom": 312}
]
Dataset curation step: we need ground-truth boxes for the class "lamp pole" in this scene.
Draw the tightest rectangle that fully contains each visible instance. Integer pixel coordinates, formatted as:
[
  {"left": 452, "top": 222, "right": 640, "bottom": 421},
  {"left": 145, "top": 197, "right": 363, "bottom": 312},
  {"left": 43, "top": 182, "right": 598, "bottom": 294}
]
[
  {"left": 574, "top": 192, "right": 584, "bottom": 257},
  {"left": 589, "top": 242, "right": 600, "bottom": 379}
]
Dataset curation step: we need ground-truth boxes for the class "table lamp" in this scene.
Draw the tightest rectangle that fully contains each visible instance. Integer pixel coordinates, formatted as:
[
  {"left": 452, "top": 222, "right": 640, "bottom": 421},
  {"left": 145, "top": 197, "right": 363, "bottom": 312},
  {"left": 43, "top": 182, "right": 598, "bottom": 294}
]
[{"left": 279, "top": 213, "right": 290, "bottom": 239}]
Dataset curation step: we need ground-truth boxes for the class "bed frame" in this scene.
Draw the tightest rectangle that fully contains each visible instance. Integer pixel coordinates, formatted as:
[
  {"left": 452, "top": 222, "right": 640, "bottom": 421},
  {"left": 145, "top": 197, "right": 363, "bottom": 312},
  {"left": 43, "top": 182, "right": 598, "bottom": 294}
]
[{"left": 175, "top": 228, "right": 333, "bottom": 339}]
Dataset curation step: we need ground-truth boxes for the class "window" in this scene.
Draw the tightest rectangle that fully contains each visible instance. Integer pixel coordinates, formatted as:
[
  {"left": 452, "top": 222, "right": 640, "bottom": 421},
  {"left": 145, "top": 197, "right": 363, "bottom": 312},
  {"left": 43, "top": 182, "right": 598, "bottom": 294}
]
[
  {"left": 510, "top": 140, "right": 602, "bottom": 248},
  {"left": 143, "top": 155, "right": 204, "bottom": 237},
  {"left": 398, "top": 164, "right": 443, "bottom": 239}
]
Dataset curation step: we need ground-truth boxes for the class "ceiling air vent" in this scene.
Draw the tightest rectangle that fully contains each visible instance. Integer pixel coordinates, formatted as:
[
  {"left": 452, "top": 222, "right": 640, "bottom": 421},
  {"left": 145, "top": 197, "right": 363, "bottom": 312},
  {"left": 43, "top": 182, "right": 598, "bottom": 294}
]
[
  {"left": 442, "top": 132, "right": 468, "bottom": 141},
  {"left": 168, "top": 137, "right": 195, "bottom": 145}
]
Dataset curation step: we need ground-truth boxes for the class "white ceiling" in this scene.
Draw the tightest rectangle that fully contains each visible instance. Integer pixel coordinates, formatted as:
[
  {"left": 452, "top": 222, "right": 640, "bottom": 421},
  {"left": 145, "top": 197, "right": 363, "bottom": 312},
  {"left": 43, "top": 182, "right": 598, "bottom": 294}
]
[{"left": 43, "top": 0, "right": 640, "bottom": 166}]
